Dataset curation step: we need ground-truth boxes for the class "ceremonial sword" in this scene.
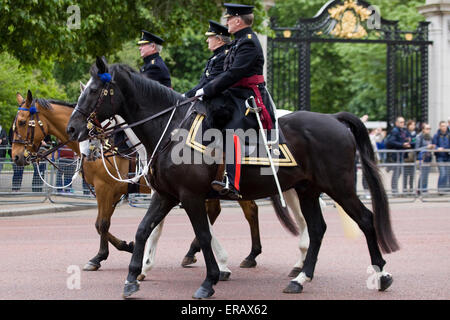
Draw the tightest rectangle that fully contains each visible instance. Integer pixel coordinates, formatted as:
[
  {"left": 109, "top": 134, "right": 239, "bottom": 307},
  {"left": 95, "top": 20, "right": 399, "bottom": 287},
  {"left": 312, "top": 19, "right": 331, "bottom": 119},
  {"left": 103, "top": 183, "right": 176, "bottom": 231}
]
[{"left": 245, "top": 96, "right": 286, "bottom": 207}]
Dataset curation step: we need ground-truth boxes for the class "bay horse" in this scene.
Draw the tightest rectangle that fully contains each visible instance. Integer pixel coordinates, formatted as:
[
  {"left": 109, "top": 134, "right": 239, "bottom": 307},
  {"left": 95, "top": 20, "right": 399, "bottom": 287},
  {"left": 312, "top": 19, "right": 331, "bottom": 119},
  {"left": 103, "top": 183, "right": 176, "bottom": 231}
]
[
  {"left": 11, "top": 90, "right": 276, "bottom": 280},
  {"left": 67, "top": 58, "right": 399, "bottom": 299}
]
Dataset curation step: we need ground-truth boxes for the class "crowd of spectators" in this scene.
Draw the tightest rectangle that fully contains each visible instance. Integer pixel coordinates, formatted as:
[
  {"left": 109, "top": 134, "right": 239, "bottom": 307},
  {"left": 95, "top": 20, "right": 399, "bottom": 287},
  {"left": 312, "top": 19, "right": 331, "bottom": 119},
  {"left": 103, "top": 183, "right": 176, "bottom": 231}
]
[{"left": 381, "top": 117, "right": 450, "bottom": 194}]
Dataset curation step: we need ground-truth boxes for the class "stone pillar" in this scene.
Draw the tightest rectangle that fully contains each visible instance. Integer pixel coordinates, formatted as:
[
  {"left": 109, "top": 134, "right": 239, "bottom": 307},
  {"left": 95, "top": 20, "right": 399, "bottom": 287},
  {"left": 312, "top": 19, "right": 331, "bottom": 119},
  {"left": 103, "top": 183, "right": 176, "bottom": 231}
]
[
  {"left": 418, "top": 0, "right": 450, "bottom": 131},
  {"left": 259, "top": 0, "right": 275, "bottom": 79},
  {"left": 257, "top": 33, "right": 268, "bottom": 79}
]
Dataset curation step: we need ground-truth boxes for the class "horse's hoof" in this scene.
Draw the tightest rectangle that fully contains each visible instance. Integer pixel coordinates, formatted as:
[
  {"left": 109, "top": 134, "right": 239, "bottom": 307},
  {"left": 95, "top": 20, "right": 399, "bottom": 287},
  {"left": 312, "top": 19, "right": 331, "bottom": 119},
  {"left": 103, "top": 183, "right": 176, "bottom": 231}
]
[
  {"left": 192, "top": 286, "right": 215, "bottom": 299},
  {"left": 83, "top": 261, "right": 100, "bottom": 271},
  {"left": 239, "top": 259, "right": 257, "bottom": 268},
  {"left": 283, "top": 281, "right": 303, "bottom": 294},
  {"left": 288, "top": 267, "right": 302, "bottom": 278},
  {"left": 123, "top": 281, "right": 140, "bottom": 299},
  {"left": 181, "top": 256, "right": 197, "bottom": 267},
  {"left": 137, "top": 274, "right": 146, "bottom": 281},
  {"left": 219, "top": 271, "right": 231, "bottom": 281},
  {"left": 378, "top": 274, "right": 393, "bottom": 292}
]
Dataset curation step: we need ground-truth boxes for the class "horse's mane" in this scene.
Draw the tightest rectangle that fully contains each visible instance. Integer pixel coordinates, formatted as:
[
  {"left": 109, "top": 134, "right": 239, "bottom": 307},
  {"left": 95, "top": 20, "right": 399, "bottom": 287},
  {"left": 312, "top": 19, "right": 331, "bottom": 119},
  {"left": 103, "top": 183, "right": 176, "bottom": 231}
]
[
  {"left": 90, "top": 63, "right": 183, "bottom": 108},
  {"left": 34, "top": 98, "right": 76, "bottom": 110}
]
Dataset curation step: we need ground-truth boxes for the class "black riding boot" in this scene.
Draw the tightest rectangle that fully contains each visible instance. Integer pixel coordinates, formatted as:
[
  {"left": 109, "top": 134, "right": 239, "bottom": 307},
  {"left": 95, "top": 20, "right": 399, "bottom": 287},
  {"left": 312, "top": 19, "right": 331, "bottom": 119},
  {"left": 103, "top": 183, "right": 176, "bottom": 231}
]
[
  {"left": 211, "top": 134, "right": 242, "bottom": 200},
  {"left": 211, "top": 168, "right": 241, "bottom": 200}
]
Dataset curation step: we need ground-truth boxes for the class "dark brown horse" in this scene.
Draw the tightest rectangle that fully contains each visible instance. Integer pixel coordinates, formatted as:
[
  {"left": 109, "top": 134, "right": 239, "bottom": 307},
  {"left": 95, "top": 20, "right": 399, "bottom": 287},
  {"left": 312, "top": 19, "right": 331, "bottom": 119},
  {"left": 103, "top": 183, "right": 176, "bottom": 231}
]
[
  {"left": 11, "top": 90, "right": 265, "bottom": 280},
  {"left": 67, "top": 59, "right": 399, "bottom": 299}
]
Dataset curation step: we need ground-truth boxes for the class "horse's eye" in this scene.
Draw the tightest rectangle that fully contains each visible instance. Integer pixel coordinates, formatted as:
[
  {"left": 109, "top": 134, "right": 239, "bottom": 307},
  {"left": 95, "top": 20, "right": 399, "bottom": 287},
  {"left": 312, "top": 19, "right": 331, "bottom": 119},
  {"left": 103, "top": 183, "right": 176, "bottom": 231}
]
[{"left": 19, "top": 120, "right": 26, "bottom": 126}]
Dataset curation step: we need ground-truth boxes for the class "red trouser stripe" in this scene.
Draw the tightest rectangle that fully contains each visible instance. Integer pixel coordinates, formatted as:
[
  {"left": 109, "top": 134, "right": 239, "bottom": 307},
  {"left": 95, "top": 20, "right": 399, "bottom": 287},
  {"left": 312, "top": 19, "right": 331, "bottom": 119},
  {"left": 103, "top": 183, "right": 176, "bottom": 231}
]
[{"left": 233, "top": 134, "right": 241, "bottom": 191}]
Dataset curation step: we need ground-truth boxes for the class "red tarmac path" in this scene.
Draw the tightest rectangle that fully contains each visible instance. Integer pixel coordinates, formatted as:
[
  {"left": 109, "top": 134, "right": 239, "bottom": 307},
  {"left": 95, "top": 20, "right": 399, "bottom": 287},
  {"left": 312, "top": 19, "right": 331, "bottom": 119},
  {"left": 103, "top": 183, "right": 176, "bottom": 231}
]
[{"left": 0, "top": 200, "right": 449, "bottom": 300}]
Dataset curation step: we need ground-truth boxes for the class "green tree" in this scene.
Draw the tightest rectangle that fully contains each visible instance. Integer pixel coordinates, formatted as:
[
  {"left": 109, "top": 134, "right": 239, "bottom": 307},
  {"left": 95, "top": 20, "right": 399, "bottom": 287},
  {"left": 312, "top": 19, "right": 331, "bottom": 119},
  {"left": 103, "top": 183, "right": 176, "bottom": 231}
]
[
  {"left": 48, "top": 1, "right": 268, "bottom": 99},
  {"left": 1, "top": 1, "right": 268, "bottom": 102},
  {"left": 165, "top": 31, "right": 211, "bottom": 93},
  {"left": 0, "top": 0, "right": 271, "bottom": 65},
  {"left": 0, "top": 52, "right": 67, "bottom": 129}
]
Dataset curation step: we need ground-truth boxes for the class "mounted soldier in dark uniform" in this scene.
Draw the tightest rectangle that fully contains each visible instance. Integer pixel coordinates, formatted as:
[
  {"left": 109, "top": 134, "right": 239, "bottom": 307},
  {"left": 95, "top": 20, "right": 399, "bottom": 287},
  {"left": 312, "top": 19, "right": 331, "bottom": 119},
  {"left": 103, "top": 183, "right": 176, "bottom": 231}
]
[
  {"left": 195, "top": 3, "right": 275, "bottom": 200},
  {"left": 185, "top": 21, "right": 231, "bottom": 98},
  {"left": 138, "top": 30, "right": 172, "bottom": 88},
  {"left": 114, "top": 30, "right": 173, "bottom": 176}
]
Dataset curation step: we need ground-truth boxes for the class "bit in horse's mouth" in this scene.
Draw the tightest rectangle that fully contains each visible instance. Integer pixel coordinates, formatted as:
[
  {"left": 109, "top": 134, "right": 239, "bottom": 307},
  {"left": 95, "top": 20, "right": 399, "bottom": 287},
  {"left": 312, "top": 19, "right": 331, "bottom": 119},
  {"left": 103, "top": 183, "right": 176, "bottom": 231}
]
[{"left": 14, "top": 155, "right": 29, "bottom": 167}]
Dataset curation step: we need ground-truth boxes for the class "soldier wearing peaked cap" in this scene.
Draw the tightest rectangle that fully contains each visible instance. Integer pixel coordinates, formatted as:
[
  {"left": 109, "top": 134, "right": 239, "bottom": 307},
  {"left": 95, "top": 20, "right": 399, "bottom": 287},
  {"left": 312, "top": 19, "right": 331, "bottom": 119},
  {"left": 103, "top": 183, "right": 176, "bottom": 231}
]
[
  {"left": 185, "top": 20, "right": 231, "bottom": 98},
  {"left": 111, "top": 30, "right": 172, "bottom": 160},
  {"left": 138, "top": 30, "right": 172, "bottom": 88},
  {"left": 194, "top": 3, "right": 276, "bottom": 200}
]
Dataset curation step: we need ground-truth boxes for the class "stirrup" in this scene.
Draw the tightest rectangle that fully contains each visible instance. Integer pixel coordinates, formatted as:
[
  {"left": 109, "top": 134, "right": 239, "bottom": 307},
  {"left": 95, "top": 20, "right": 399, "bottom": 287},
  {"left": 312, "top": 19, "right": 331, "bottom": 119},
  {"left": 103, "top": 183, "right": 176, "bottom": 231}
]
[
  {"left": 211, "top": 175, "right": 241, "bottom": 200},
  {"left": 211, "top": 174, "right": 230, "bottom": 195},
  {"left": 226, "top": 184, "right": 242, "bottom": 200}
]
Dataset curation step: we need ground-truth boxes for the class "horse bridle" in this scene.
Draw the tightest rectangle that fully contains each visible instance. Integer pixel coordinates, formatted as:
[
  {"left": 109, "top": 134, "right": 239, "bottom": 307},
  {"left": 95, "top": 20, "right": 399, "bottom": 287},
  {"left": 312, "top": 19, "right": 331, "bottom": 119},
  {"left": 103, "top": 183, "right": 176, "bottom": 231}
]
[
  {"left": 76, "top": 70, "right": 200, "bottom": 150},
  {"left": 71, "top": 70, "right": 202, "bottom": 189},
  {"left": 13, "top": 100, "right": 71, "bottom": 165},
  {"left": 12, "top": 101, "right": 48, "bottom": 161},
  {"left": 73, "top": 72, "right": 117, "bottom": 139}
]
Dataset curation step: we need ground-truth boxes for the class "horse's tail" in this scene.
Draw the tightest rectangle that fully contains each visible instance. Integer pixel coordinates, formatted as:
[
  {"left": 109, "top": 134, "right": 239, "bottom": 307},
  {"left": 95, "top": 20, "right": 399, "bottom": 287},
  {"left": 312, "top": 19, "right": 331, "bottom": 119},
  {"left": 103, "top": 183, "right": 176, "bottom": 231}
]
[
  {"left": 334, "top": 112, "right": 399, "bottom": 253},
  {"left": 271, "top": 194, "right": 299, "bottom": 236}
]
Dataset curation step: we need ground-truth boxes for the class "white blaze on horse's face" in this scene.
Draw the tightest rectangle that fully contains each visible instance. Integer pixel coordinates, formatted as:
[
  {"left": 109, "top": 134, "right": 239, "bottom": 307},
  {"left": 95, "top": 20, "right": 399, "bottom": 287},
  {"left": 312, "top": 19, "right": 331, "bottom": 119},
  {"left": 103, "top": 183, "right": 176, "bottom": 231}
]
[
  {"left": 80, "top": 81, "right": 87, "bottom": 93},
  {"left": 71, "top": 77, "right": 93, "bottom": 118},
  {"left": 83, "top": 77, "right": 93, "bottom": 94}
]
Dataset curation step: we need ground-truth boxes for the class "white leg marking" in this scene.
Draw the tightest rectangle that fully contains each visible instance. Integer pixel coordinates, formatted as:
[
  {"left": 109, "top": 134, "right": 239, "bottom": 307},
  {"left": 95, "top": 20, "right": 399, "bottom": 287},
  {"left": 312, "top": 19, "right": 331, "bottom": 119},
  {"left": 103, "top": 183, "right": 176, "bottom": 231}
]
[
  {"left": 141, "top": 218, "right": 165, "bottom": 276},
  {"left": 208, "top": 216, "right": 231, "bottom": 274},
  {"left": 283, "top": 189, "right": 309, "bottom": 269},
  {"left": 293, "top": 272, "right": 311, "bottom": 286}
]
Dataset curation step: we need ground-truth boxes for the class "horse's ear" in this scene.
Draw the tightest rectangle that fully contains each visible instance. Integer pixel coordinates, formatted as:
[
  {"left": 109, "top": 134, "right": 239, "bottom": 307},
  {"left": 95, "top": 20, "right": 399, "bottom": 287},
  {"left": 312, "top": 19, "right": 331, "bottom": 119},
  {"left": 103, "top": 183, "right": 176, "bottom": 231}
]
[
  {"left": 16, "top": 92, "right": 24, "bottom": 105},
  {"left": 26, "top": 90, "right": 33, "bottom": 106},
  {"left": 80, "top": 81, "right": 86, "bottom": 93},
  {"left": 96, "top": 56, "right": 108, "bottom": 74}
]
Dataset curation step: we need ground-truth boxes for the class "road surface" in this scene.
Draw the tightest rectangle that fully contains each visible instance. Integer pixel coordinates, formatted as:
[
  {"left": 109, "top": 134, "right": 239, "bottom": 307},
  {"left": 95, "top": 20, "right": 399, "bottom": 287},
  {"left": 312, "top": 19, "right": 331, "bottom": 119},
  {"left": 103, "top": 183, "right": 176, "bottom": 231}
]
[{"left": 0, "top": 199, "right": 449, "bottom": 300}]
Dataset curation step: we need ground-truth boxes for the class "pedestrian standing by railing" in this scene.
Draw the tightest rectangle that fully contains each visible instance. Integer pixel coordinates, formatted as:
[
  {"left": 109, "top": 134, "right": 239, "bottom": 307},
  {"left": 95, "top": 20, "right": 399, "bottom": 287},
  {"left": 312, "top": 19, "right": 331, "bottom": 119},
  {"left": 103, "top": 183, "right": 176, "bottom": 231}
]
[
  {"left": 31, "top": 136, "right": 51, "bottom": 193},
  {"left": 432, "top": 121, "right": 450, "bottom": 193},
  {"left": 403, "top": 120, "right": 417, "bottom": 193},
  {"left": 54, "top": 142, "right": 77, "bottom": 193},
  {"left": 415, "top": 123, "right": 435, "bottom": 194},
  {"left": 0, "top": 125, "right": 7, "bottom": 173},
  {"left": 375, "top": 128, "right": 387, "bottom": 163},
  {"left": 8, "top": 127, "right": 24, "bottom": 191},
  {"left": 385, "top": 116, "right": 411, "bottom": 194}
]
